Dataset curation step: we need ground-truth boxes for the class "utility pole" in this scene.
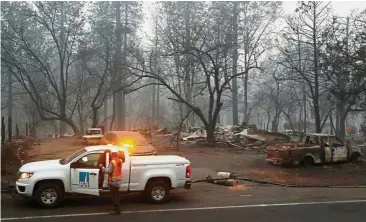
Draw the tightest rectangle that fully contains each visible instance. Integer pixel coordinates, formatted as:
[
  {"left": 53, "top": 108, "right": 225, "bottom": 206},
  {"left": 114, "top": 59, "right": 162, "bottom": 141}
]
[
  {"left": 59, "top": 3, "right": 66, "bottom": 136},
  {"left": 7, "top": 68, "right": 13, "bottom": 140},
  {"left": 113, "top": 1, "right": 122, "bottom": 130},
  {"left": 231, "top": 2, "right": 239, "bottom": 126},
  {"left": 296, "top": 26, "right": 307, "bottom": 134},
  {"left": 155, "top": 18, "right": 160, "bottom": 129},
  {"left": 120, "top": 1, "right": 129, "bottom": 131}
]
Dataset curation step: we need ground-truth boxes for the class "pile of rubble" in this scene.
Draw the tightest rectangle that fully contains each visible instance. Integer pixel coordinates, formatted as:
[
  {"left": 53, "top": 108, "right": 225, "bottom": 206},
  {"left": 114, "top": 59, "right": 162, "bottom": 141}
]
[
  {"left": 182, "top": 125, "right": 289, "bottom": 142},
  {"left": 153, "top": 125, "right": 290, "bottom": 152}
]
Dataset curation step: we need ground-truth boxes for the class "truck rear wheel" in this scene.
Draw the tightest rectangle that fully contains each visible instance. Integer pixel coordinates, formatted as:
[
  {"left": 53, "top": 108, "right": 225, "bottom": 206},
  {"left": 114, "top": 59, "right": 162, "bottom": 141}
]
[
  {"left": 302, "top": 156, "right": 314, "bottom": 168},
  {"left": 34, "top": 182, "right": 64, "bottom": 208},
  {"left": 350, "top": 153, "right": 361, "bottom": 163},
  {"left": 145, "top": 180, "right": 170, "bottom": 204}
]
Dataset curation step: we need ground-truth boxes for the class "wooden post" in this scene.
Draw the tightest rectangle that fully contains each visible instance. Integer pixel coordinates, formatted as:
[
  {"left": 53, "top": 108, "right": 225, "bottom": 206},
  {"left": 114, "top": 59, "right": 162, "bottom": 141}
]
[
  {"left": 8, "top": 117, "right": 12, "bottom": 141},
  {"left": 16, "top": 124, "right": 19, "bottom": 138},
  {"left": 26, "top": 123, "right": 29, "bottom": 136},
  {"left": 1, "top": 117, "right": 5, "bottom": 145}
]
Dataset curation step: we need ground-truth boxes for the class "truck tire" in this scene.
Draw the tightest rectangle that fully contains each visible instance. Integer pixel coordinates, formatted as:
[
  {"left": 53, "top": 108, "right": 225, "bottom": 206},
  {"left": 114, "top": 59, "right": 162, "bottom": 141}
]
[
  {"left": 302, "top": 156, "right": 314, "bottom": 168},
  {"left": 350, "top": 153, "right": 361, "bottom": 163},
  {"left": 145, "top": 180, "right": 170, "bottom": 204},
  {"left": 34, "top": 182, "right": 64, "bottom": 208}
]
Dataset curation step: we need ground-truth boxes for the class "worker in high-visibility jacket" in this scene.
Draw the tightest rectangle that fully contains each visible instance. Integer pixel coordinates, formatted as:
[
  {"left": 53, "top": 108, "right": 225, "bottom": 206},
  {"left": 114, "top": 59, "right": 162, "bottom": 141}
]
[{"left": 99, "top": 149, "right": 123, "bottom": 215}]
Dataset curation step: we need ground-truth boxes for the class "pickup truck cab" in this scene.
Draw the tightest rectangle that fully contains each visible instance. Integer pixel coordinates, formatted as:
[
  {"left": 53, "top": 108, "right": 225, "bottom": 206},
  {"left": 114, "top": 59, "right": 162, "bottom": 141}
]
[
  {"left": 266, "top": 133, "right": 362, "bottom": 167},
  {"left": 16, "top": 145, "right": 191, "bottom": 208}
]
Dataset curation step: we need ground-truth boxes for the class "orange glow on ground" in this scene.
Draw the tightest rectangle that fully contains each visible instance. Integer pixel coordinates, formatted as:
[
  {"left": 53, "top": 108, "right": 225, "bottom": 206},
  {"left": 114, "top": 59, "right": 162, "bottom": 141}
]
[{"left": 228, "top": 184, "right": 248, "bottom": 191}]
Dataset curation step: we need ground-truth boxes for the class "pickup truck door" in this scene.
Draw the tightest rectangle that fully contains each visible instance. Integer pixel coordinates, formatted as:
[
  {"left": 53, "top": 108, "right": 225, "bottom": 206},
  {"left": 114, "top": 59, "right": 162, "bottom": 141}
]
[
  {"left": 330, "top": 138, "right": 348, "bottom": 162},
  {"left": 70, "top": 152, "right": 102, "bottom": 196},
  {"left": 322, "top": 137, "right": 332, "bottom": 163},
  {"left": 120, "top": 155, "right": 130, "bottom": 191},
  {"left": 103, "top": 151, "right": 130, "bottom": 191}
]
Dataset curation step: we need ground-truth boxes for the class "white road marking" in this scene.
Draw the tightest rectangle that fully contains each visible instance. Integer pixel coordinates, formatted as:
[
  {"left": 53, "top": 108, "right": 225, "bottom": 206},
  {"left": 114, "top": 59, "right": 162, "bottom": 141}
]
[{"left": 2, "top": 199, "right": 366, "bottom": 221}]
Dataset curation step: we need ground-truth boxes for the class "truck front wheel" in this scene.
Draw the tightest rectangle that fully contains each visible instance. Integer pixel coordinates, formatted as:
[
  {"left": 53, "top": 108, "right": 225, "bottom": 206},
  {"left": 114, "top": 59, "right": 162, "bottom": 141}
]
[
  {"left": 34, "top": 182, "right": 64, "bottom": 208},
  {"left": 145, "top": 180, "right": 170, "bottom": 204},
  {"left": 350, "top": 153, "right": 361, "bottom": 163}
]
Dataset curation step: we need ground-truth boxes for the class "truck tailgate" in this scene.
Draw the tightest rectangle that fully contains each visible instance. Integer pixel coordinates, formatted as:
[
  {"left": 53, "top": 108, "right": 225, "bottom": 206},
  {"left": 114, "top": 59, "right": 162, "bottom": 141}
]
[
  {"left": 267, "top": 149, "right": 289, "bottom": 160},
  {"left": 266, "top": 144, "right": 293, "bottom": 164}
]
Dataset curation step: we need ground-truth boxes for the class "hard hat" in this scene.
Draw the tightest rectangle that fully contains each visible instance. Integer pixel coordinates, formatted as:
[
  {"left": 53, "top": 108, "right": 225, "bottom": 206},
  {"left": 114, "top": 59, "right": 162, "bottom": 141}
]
[{"left": 110, "top": 148, "right": 119, "bottom": 154}]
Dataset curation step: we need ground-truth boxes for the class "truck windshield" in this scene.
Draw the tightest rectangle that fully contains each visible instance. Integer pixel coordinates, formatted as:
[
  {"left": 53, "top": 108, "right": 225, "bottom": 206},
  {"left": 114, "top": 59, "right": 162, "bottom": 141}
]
[
  {"left": 86, "top": 130, "right": 101, "bottom": 135},
  {"left": 59, "top": 148, "right": 87, "bottom": 165}
]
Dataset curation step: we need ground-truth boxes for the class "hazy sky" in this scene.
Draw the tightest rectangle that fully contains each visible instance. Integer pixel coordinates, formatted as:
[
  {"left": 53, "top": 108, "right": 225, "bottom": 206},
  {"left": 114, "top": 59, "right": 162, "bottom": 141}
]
[
  {"left": 140, "top": 1, "right": 366, "bottom": 45},
  {"left": 282, "top": 1, "right": 366, "bottom": 15}
]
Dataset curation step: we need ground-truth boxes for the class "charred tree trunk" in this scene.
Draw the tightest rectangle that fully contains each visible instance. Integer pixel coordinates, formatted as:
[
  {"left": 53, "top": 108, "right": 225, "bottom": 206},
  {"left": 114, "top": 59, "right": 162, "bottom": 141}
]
[
  {"left": 1, "top": 117, "right": 5, "bottom": 145},
  {"left": 120, "top": 1, "right": 128, "bottom": 131},
  {"left": 64, "top": 118, "right": 80, "bottom": 136},
  {"left": 206, "top": 124, "right": 216, "bottom": 144},
  {"left": 231, "top": 2, "right": 239, "bottom": 125},
  {"left": 243, "top": 73, "right": 249, "bottom": 123},
  {"left": 338, "top": 103, "right": 346, "bottom": 140},
  {"left": 91, "top": 107, "right": 99, "bottom": 128},
  {"left": 303, "top": 88, "right": 307, "bottom": 133},
  {"left": 77, "top": 100, "right": 84, "bottom": 133},
  {"left": 25, "top": 123, "right": 29, "bottom": 136},
  {"left": 184, "top": 2, "right": 193, "bottom": 128},
  {"left": 59, "top": 3, "right": 66, "bottom": 135},
  {"left": 103, "top": 99, "right": 108, "bottom": 129},
  {"left": 114, "top": 1, "right": 123, "bottom": 130},
  {"left": 312, "top": 4, "right": 321, "bottom": 133},
  {"left": 8, "top": 117, "right": 12, "bottom": 141},
  {"left": 15, "top": 124, "right": 19, "bottom": 138}
]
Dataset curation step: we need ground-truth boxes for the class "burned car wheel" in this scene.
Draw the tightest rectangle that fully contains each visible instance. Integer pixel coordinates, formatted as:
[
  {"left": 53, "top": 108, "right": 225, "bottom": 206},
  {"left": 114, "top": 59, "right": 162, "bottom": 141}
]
[
  {"left": 350, "top": 153, "right": 361, "bottom": 163},
  {"left": 302, "top": 156, "right": 314, "bottom": 167}
]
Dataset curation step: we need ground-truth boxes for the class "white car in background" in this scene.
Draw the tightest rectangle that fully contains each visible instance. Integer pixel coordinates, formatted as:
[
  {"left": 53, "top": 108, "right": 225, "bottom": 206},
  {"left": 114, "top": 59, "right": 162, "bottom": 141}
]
[{"left": 82, "top": 128, "right": 104, "bottom": 145}]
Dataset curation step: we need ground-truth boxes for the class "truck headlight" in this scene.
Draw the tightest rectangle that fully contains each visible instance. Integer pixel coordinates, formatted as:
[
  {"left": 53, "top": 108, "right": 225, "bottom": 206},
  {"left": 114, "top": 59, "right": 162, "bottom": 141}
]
[{"left": 18, "top": 172, "right": 34, "bottom": 179}]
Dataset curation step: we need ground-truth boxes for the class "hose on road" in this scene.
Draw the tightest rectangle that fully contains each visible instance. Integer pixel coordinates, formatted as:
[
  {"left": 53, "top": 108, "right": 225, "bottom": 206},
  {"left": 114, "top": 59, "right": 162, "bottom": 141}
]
[{"left": 189, "top": 175, "right": 366, "bottom": 188}]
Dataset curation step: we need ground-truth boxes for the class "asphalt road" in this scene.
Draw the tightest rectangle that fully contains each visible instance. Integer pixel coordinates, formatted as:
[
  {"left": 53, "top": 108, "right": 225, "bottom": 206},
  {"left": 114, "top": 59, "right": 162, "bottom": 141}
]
[
  {"left": 2, "top": 201, "right": 366, "bottom": 222},
  {"left": 2, "top": 183, "right": 366, "bottom": 221}
]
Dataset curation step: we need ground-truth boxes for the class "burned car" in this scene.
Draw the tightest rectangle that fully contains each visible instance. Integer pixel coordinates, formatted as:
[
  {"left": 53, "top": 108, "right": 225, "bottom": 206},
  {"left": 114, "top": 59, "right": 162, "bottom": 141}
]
[{"left": 266, "top": 133, "right": 362, "bottom": 167}]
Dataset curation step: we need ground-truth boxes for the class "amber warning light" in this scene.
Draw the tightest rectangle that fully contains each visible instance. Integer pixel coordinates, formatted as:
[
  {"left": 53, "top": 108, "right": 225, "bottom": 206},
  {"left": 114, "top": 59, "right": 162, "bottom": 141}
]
[{"left": 118, "top": 142, "right": 133, "bottom": 149}]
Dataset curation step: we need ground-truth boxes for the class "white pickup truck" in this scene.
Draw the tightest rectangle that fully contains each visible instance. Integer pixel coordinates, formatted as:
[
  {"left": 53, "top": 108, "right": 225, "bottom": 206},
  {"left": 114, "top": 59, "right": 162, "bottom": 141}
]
[{"left": 16, "top": 145, "right": 192, "bottom": 208}]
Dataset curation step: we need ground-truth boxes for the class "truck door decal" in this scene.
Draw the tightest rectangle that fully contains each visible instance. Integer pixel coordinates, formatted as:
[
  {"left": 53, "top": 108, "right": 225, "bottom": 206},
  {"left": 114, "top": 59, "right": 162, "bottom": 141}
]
[{"left": 79, "top": 172, "right": 90, "bottom": 188}]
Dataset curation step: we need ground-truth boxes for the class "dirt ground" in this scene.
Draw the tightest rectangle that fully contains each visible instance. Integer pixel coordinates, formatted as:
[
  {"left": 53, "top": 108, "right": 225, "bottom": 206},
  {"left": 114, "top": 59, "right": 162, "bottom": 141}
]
[{"left": 20, "top": 135, "right": 366, "bottom": 186}]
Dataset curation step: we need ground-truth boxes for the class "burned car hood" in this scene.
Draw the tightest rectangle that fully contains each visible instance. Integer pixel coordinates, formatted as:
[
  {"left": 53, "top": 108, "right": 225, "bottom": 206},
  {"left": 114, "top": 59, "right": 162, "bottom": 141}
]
[{"left": 130, "top": 144, "right": 157, "bottom": 155}]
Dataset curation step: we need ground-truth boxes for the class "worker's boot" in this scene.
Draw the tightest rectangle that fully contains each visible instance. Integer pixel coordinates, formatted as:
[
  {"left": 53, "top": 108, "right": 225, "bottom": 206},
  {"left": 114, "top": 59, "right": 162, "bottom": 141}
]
[{"left": 109, "top": 209, "right": 121, "bottom": 215}]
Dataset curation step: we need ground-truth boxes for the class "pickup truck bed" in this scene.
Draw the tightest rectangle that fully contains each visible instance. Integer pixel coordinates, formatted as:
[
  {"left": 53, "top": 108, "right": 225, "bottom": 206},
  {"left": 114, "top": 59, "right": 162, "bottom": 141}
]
[{"left": 131, "top": 155, "right": 188, "bottom": 164}]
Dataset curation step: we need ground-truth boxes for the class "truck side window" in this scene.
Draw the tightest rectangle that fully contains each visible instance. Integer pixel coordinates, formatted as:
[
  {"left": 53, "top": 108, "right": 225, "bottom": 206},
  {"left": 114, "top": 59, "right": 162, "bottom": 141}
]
[
  {"left": 76, "top": 153, "right": 101, "bottom": 169},
  {"left": 331, "top": 138, "right": 343, "bottom": 147}
]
